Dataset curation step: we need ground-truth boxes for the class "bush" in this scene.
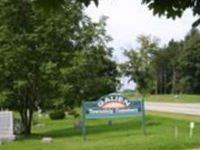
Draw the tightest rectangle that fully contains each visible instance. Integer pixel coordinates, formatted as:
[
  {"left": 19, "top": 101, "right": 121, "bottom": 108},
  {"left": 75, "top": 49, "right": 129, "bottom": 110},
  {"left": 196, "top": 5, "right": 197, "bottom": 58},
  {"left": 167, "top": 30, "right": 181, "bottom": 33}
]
[
  {"left": 68, "top": 109, "right": 80, "bottom": 118},
  {"left": 49, "top": 110, "right": 65, "bottom": 120}
]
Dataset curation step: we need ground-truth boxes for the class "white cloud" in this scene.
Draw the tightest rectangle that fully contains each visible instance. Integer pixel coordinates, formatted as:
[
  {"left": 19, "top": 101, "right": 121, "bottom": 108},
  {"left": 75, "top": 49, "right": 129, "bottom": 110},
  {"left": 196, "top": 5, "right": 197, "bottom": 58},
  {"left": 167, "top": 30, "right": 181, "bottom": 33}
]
[{"left": 84, "top": 0, "right": 197, "bottom": 90}]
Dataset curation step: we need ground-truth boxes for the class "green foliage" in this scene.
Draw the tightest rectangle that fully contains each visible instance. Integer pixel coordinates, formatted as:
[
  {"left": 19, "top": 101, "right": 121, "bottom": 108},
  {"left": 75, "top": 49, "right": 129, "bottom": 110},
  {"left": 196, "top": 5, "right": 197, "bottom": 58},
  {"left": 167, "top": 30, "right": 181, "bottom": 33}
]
[
  {"left": 0, "top": 0, "right": 82, "bottom": 134},
  {"left": 152, "top": 40, "right": 182, "bottom": 94},
  {"left": 34, "top": 0, "right": 99, "bottom": 9},
  {"left": 141, "top": 0, "right": 200, "bottom": 27},
  {"left": 122, "top": 28, "right": 200, "bottom": 95},
  {"left": 121, "top": 35, "right": 159, "bottom": 95},
  {"left": 49, "top": 110, "right": 65, "bottom": 120},
  {"left": 0, "top": 0, "right": 118, "bottom": 135},
  {"left": 154, "top": 28, "right": 200, "bottom": 94},
  {"left": 33, "top": 0, "right": 200, "bottom": 27},
  {"left": 68, "top": 109, "right": 80, "bottom": 118},
  {"left": 64, "top": 16, "right": 119, "bottom": 102},
  {"left": 179, "top": 28, "right": 200, "bottom": 93}
]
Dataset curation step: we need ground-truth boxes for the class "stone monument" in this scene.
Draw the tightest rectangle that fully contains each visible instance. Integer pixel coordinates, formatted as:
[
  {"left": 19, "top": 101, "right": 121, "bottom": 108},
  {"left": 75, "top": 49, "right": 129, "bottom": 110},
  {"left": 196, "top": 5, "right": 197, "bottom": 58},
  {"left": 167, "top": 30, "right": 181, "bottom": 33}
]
[{"left": 0, "top": 111, "right": 15, "bottom": 141}]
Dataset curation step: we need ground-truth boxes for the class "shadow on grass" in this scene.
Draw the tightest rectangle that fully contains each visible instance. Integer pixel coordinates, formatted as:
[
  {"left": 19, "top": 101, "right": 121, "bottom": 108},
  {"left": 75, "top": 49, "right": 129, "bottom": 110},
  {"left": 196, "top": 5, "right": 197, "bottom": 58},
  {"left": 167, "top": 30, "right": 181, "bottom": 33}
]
[
  {"left": 146, "top": 121, "right": 161, "bottom": 126},
  {"left": 15, "top": 116, "right": 162, "bottom": 141},
  {"left": 42, "top": 120, "right": 140, "bottom": 138},
  {"left": 20, "top": 118, "right": 160, "bottom": 140}
]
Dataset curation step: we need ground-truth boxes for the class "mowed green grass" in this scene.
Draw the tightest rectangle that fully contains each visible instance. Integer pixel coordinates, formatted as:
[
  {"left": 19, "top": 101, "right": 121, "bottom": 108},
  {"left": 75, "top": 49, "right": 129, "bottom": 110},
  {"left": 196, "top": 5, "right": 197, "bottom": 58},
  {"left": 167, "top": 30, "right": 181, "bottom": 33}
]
[
  {"left": 1, "top": 114, "right": 200, "bottom": 150},
  {"left": 125, "top": 93, "right": 200, "bottom": 103}
]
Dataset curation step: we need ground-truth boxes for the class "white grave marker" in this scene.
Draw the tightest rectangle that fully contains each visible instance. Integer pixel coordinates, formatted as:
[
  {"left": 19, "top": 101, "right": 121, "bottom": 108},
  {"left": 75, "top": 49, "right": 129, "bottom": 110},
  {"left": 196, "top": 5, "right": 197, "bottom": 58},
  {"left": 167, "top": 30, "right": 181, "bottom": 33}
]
[
  {"left": 42, "top": 137, "right": 53, "bottom": 143},
  {"left": 174, "top": 126, "right": 178, "bottom": 138},
  {"left": 189, "top": 122, "right": 195, "bottom": 138},
  {"left": 0, "top": 111, "right": 15, "bottom": 141}
]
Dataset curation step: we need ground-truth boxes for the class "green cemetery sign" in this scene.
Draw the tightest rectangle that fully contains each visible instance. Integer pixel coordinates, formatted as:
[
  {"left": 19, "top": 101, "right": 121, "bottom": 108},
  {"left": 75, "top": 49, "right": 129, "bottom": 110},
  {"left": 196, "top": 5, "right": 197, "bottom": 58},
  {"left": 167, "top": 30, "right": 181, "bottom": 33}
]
[{"left": 82, "top": 93, "right": 146, "bottom": 140}]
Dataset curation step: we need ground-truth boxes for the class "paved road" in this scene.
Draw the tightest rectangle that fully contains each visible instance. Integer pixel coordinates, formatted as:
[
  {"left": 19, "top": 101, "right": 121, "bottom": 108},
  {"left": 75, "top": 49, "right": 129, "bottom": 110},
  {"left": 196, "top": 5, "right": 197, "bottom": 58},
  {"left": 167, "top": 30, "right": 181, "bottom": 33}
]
[{"left": 145, "top": 102, "right": 200, "bottom": 116}]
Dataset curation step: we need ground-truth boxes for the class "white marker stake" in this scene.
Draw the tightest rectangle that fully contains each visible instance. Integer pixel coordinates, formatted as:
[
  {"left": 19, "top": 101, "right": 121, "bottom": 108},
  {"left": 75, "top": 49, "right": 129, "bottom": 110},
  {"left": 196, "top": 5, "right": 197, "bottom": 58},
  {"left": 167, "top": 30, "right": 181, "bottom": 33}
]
[{"left": 189, "top": 122, "right": 195, "bottom": 138}]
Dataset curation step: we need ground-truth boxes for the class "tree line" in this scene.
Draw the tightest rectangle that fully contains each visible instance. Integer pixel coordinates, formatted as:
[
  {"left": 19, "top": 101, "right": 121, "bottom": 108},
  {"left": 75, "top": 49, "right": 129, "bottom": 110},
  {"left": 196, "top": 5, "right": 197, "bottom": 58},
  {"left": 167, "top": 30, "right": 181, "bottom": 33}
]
[{"left": 121, "top": 28, "right": 200, "bottom": 95}]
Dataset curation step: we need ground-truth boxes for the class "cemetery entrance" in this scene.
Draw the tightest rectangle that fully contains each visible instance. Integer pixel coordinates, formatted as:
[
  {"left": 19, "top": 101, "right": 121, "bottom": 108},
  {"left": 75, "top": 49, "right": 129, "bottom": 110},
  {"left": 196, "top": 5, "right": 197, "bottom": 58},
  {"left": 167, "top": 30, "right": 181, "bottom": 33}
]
[{"left": 81, "top": 93, "right": 146, "bottom": 140}]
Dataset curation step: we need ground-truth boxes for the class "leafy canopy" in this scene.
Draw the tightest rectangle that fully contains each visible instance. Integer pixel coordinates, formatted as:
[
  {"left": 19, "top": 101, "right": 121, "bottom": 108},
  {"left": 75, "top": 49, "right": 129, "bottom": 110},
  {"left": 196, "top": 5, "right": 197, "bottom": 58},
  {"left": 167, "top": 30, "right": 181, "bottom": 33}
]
[
  {"left": 0, "top": 0, "right": 118, "bottom": 134},
  {"left": 35, "top": 0, "right": 200, "bottom": 26}
]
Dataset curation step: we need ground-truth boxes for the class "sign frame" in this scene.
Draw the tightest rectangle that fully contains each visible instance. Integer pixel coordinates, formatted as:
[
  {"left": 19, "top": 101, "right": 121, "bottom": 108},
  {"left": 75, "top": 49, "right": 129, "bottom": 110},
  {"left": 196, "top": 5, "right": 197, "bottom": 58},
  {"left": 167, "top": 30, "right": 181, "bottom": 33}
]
[{"left": 81, "top": 94, "right": 146, "bottom": 140}]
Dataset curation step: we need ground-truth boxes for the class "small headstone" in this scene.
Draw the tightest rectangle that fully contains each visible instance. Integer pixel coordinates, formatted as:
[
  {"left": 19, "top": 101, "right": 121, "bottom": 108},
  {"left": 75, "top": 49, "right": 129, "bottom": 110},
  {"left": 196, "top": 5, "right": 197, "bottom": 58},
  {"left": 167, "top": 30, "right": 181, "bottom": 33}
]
[
  {"left": 42, "top": 137, "right": 52, "bottom": 143},
  {"left": 37, "top": 107, "right": 42, "bottom": 114},
  {"left": 0, "top": 111, "right": 15, "bottom": 141},
  {"left": 174, "top": 95, "right": 179, "bottom": 99},
  {"left": 65, "top": 112, "right": 68, "bottom": 116},
  {"left": 35, "top": 123, "right": 45, "bottom": 127},
  {"left": 37, "top": 108, "right": 42, "bottom": 117}
]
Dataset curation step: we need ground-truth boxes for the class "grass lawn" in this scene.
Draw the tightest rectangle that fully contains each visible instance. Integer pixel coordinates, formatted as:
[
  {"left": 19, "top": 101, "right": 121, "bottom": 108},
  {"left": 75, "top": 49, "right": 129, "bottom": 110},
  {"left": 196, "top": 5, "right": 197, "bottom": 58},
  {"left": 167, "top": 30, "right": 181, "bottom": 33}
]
[
  {"left": 125, "top": 93, "right": 200, "bottom": 103},
  {"left": 1, "top": 113, "right": 200, "bottom": 150}
]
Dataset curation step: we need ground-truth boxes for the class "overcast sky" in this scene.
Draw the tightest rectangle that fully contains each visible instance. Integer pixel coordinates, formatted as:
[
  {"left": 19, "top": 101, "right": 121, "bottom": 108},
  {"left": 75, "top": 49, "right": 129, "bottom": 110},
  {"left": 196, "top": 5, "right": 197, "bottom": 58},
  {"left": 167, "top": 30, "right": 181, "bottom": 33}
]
[{"left": 84, "top": 0, "right": 197, "bottom": 90}]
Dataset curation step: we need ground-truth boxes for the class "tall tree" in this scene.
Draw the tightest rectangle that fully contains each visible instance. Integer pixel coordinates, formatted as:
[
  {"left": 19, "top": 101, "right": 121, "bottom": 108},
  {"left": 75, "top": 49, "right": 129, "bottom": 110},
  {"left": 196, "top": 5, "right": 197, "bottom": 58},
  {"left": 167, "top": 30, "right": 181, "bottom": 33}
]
[
  {"left": 121, "top": 35, "right": 159, "bottom": 95},
  {"left": 178, "top": 28, "right": 200, "bottom": 93},
  {"left": 167, "top": 40, "right": 182, "bottom": 94},
  {"left": 0, "top": 0, "right": 83, "bottom": 135},
  {"left": 152, "top": 40, "right": 182, "bottom": 94},
  {"left": 57, "top": 16, "right": 119, "bottom": 105},
  {"left": 121, "top": 29, "right": 200, "bottom": 96},
  {"left": 151, "top": 28, "right": 200, "bottom": 94},
  {"left": 0, "top": 0, "right": 118, "bottom": 135}
]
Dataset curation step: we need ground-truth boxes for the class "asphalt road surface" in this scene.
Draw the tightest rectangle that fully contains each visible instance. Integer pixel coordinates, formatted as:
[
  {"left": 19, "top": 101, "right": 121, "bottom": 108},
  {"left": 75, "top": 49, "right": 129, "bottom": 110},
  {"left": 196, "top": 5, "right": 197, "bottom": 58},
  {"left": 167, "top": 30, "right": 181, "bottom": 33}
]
[{"left": 145, "top": 102, "right": 200, "bottom": 116}]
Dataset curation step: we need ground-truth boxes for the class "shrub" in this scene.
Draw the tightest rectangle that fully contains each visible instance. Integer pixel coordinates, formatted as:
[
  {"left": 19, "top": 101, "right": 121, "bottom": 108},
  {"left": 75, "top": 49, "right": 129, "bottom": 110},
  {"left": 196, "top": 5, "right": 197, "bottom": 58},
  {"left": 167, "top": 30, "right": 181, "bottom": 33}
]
[
  {"left": 49, "top": 110, "right": 65, "bottom": 120},
  {"left": 68, "top": 109, "right": 80, "bottom": 118},
  {"left": 74, "top": 113, "right": 80, "bottom": 118}
]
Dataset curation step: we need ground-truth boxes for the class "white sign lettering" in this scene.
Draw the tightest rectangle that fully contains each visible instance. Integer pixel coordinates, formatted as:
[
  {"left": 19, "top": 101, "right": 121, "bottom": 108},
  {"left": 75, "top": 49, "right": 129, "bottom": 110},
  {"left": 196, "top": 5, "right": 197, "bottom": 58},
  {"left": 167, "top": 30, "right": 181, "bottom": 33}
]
[{"left": 97, "top": 96, "right": 131, "bottom": 109}]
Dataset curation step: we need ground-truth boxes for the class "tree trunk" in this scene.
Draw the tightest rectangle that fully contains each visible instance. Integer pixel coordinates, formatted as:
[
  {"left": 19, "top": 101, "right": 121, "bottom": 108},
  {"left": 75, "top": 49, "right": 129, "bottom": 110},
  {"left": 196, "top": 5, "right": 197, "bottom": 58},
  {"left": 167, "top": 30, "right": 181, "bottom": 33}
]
[
  {"left": 171, "top": 65, "right": 176, "bottom": 94},
  {"left": 161, "top": 67, "right": 164, "bottom": 94},
  {"left": 20, "top": 108, "right": 33, "bottom": 136},
  {"left": 163, "top": 69, "right": 167, "bottom": 94},
  {"left": 155, "top": 79, "right": 158, "bottom": 95},
  {"left": 155, "top": 70, "right": 159, "bottom": 94},
  {"left": 158, "top": 68, "right": 162, "bottom": 94}
]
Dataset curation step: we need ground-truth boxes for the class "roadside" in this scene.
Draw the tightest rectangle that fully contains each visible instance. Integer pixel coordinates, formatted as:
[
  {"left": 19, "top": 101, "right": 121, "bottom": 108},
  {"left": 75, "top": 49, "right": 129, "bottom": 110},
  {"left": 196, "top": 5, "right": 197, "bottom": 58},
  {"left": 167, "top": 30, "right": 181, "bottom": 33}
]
[
  {"left": 125, "top": 94, "right": 200, "bottom": 103},
  {"left": 148, "top": 111, "right": 200, "bottom": 123},
  {"left": 146, "top": 94, "right": 200, "bottom": 103},
  {"left": 145, "top": 102, "right": 200, "bottom": 116}
]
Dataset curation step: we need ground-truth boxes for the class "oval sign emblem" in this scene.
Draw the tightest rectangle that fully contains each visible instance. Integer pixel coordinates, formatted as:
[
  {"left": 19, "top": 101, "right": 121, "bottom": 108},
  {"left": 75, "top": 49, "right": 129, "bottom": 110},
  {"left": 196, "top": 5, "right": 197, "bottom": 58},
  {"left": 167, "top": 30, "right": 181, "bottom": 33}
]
[{"left": 97, "top": 94, "right": 131, "bottom": 109}]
